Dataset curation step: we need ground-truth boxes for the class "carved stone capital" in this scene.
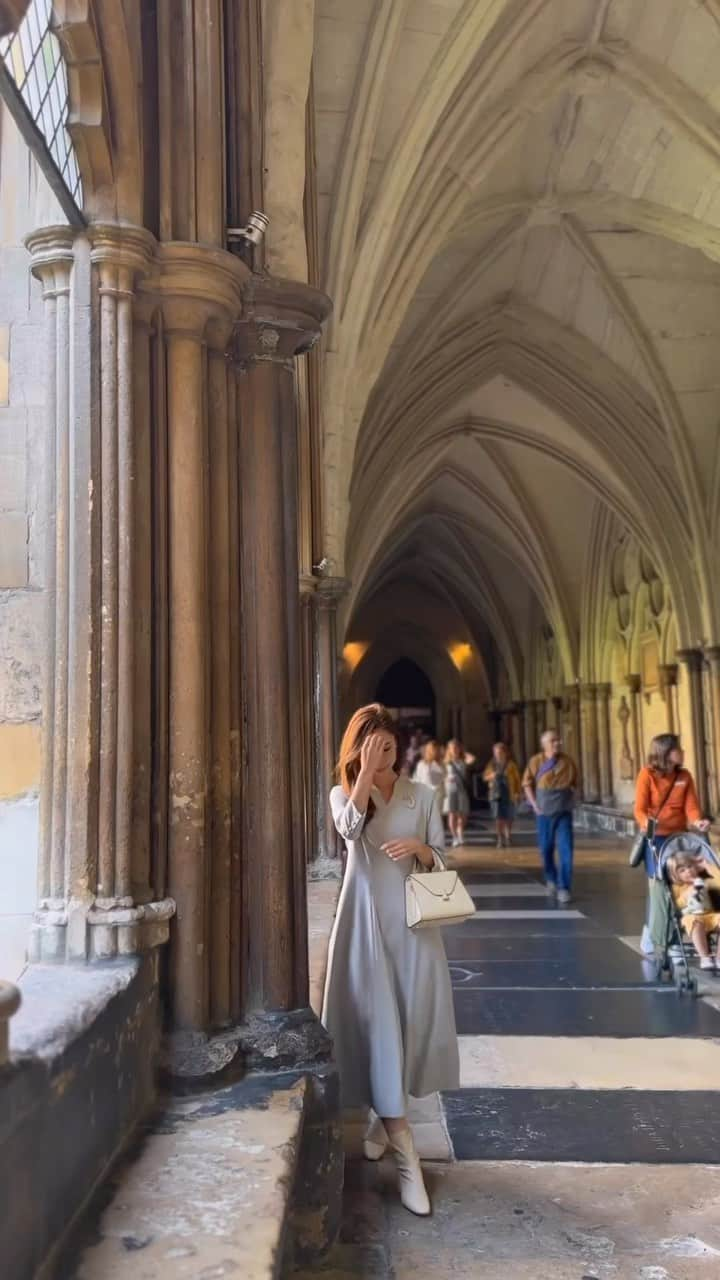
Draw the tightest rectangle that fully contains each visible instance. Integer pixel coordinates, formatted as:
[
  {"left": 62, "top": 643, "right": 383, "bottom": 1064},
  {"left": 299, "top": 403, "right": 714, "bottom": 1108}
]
[
  {"left": 314, "top": 575, "right": 351, "bottom": 609},
  {"left": 234, "top": 274, "right": 332, "bottom": 363},
  {"left": 704, "top": 648, "right": 720, "bottom": 670},
  {"left": 677, "top": 648, "right": 703, "bottom": 674},
  {"left": 582, "top": 684, "right": 598, "bottom": 701},
  {"left": 658, "top": 663, "right": 679, "bottom": 689},
  {"left": 596, "top": 682, "right": 612, "bottom": 701},
  {"left": 25, "top": 225, "right": 76, "bottom": 296},
  {"left": 89, "top": 222, "right": 156, "bottom": 295},
  {"left": 147, "top": 242, "right": 249, "bottom": 340},
  {"left": 625, "top": 673, "right": 642, "bottom": 694}
]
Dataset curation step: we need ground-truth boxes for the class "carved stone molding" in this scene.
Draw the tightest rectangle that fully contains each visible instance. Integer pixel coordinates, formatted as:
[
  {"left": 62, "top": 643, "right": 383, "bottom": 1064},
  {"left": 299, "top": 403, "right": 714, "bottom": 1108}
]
[
  {"left": 0, "top": 0, "right": 30, "bottom": 37},
  {"left": 235, "top": 275, "right": 333, "bottom": 363}
]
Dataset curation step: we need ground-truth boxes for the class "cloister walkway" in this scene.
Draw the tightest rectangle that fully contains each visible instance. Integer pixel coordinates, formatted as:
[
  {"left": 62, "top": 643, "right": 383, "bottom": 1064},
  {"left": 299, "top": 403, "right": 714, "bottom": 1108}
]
[{"left": 289, "top": 821, "right": 720, "bottom": 1279}]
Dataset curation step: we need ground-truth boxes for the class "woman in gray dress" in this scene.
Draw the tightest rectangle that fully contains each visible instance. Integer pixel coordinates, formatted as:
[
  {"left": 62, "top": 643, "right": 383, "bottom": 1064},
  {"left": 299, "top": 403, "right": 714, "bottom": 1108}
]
[{"left": 322, "top": 703, "right": 459, "bottom": 1216}]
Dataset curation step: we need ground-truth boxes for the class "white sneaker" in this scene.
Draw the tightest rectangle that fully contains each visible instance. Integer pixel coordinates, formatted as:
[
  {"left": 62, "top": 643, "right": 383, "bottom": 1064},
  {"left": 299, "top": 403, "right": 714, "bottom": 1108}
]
[
  {"left": 557, "top": 889, "right": 572, "bottom": 905},
  {"left": 390, "top": 1128, "right": 431, "bottom": 1216}
]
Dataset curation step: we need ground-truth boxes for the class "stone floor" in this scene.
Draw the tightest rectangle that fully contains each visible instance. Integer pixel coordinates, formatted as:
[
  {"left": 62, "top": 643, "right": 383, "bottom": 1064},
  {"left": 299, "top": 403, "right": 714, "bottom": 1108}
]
[
  {"left": 289, "top": 815, "right": 720, "bottom": 1278},
  {"left": 289, "top": 1158, "right": 720, "bottom": 1279}
]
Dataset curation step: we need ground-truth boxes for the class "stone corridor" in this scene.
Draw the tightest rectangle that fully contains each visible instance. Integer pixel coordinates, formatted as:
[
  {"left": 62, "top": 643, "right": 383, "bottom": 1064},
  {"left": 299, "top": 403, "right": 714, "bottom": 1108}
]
[{"left": 289, "top": 819, "right": 720, "bottom": 1279}]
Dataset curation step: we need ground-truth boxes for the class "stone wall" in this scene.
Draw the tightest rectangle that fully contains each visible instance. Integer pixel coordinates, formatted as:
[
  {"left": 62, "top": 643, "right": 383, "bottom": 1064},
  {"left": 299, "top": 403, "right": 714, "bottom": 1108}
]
[{"left": 0, "top": 102, "right": 65, "bottom": 977}]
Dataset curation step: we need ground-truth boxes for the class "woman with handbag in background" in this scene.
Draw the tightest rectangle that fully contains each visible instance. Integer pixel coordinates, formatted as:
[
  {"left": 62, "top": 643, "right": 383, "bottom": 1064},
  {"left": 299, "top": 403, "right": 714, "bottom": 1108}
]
[
  {"left": 443, "top": 738, "right": 476, "bottom": 847},
  {"left": 322, "top": 703, "right": 461, "bottom": 1217},
  {"left": 633, "top": 733, "right": 710, "bottom": 954}
]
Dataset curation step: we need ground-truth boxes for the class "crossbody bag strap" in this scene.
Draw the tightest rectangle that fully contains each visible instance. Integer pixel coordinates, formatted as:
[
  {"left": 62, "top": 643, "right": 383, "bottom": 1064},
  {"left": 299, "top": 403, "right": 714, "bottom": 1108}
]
[
  {"left": 647, "top": 774, "right": 676, "bottom": 839},
  {"left": 450, "top": 761, "right": 471, "bottom": 800}
]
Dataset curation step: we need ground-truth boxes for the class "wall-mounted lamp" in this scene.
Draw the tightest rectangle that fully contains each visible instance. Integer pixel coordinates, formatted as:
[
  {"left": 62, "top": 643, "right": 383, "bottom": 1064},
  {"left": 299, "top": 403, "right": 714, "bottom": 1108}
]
[{"left": 448, "top": 642, "right": 473, "bottom": 672}]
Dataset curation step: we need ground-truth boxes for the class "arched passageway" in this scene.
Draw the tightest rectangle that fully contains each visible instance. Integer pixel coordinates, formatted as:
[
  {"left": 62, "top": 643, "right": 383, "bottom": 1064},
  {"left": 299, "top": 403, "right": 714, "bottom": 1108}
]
[
  {"left": 375, "top": 657, "right": 437, "bottom": 735},
  {"left": 3, "top": 2, "right": 720, "bottom": 1276}
]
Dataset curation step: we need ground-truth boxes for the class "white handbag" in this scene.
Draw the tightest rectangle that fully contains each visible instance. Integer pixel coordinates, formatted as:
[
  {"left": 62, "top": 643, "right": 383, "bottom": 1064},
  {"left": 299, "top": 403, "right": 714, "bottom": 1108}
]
[{"left": 405, "top": 868, "right": 476, "bottom": 930}]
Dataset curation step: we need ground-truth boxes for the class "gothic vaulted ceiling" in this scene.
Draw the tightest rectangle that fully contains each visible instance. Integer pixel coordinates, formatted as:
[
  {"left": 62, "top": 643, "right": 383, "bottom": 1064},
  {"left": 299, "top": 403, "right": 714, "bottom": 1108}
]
[{"left": 312, "top": 0, "right": 720, "bottom": 695}]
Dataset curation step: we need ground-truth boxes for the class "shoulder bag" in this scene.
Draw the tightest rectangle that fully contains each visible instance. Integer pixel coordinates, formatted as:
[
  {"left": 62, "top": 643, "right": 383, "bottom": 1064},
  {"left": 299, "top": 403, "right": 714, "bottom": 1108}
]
[
  {"left": 628, "top": 775, "right": 675, "bottom": 869},
  {"left": 405, "top": 867, "right": 476, "bottom": 929}
]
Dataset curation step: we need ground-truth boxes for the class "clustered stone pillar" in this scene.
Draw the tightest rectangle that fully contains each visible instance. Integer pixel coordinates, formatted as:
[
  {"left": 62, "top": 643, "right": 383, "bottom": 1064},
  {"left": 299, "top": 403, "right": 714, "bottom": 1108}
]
[
  {"left": 27, "top": 225, "right": 174, "bottom": 963},
  {"left": 312, "top": 577, "right": 350, "bottom": 865},
  {"left": 677, "top": 649, "right": 710, "bottom": 815},
  {"left": 596, "top": 683, "right": 613, "bottom": 806},
  {"left": 659, "top": 663, "right": 678, "bottom": 734},
  {"left": 513, "top": 701, "right": 527, "bottom": 763},
  {"left": 234, "top": 276, "right": 332, "bottom": 1014},
  {"left": 580, "top": 684, "right": 600, "bottom": 804},
  {"left": 625, "top": 674, "right": 643, "bottom": 782},
  {"left": 704, "top": 650, "right": 720, "bottom": 816}
]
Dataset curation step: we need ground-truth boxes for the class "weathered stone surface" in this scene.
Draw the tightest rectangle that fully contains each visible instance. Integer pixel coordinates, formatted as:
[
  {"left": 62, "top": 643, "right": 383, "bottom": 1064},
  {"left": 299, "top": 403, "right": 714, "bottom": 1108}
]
[
  {"left": 0, "top": 590, "right": 42, "bottom": 719},
  {"left": 0, "top": 957, "right": 160, "bottom": 1280},
  {"left": 72, "top": 1077, "right": 308, "bottom": 1280}
]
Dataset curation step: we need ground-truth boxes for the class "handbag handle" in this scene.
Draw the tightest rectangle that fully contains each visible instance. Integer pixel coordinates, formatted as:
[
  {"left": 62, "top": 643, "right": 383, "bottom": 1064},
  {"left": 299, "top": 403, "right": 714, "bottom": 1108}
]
[{"left": 406, "top": 872, "right": 458, "bottom": 899}]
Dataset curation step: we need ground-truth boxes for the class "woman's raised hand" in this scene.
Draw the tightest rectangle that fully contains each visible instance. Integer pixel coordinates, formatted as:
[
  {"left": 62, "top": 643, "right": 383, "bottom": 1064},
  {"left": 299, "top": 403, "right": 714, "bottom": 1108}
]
[{"left": 360, "top": 732, "right": 389, "bottom": 776}]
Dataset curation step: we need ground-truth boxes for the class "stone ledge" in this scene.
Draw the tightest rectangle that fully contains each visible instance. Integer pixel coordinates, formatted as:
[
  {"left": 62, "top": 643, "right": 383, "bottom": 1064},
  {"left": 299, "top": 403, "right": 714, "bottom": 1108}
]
[
  {"left": 70, "top": 1075, "right": 310, "bottom": 1280},
  {"left": 0, "top": 955, "right": 160, "bottom": 1280},
  {"left": 576, "top": 803, "right": 635, "bottom": 837}
]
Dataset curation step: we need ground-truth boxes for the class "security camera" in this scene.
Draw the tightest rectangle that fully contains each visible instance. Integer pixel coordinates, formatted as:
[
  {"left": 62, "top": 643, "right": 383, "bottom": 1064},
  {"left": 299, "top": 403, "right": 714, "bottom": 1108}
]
[{"left": 227, "top": 211, "right": 269, "bottom": 247}]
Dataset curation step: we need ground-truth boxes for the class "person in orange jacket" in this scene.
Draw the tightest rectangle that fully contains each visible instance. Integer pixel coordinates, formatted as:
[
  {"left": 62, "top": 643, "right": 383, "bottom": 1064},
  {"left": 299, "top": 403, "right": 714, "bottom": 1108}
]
[{"left": 634, "top": 732, "right": 710, "bottom": 952}]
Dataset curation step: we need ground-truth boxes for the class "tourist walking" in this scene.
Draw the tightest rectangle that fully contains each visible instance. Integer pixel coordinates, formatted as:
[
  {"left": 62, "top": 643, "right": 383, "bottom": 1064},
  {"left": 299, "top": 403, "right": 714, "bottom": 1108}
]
[
  {"left": 523, "top": 730, "right": 579, "bottom": 904},
  {"left": 443, "top": 739, "right": 476, "bottom": 848},
  {"left": 483, "top": 742, "right": 522, "bottom": 848},
  {"left": 413, "top": 739, "right": 445, "bottom": 813},
  {"left": 322, "top": 703, "right": 459, "bottom": 1217},
  {"left": 634, "top": 733, "right": 709, "bottom": 954}
]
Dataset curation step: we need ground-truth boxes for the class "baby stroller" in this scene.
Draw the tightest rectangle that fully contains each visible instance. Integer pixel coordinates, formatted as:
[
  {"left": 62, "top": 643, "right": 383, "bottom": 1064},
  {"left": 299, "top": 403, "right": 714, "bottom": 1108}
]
[{"left": 653, "top": 833, "right": 720, "bottom": 996}]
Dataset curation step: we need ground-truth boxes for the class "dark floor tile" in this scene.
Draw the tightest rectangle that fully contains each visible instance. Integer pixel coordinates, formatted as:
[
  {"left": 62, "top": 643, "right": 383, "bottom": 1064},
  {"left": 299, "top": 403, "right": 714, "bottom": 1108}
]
[
  {"left": 451, "top": 987, "right": 720, "bottom": 1036},
  {"left": 443, "top": 936, "right": 641, "bottom": 966},
  {"left": 445, "top": 917, "right": 605, "bottom": 939},
  {"left": 448, "top": 951, "right": 661, "bottom": 990},
  {"left": 443, "top": 1087, "right": 720, "bottom": 1163}
]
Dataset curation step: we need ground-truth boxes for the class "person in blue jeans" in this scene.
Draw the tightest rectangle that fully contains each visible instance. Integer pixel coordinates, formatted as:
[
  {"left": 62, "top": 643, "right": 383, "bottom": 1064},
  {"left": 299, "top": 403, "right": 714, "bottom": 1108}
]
[{"left": 522, "top": 730, "right": 580, "bottom": 905}]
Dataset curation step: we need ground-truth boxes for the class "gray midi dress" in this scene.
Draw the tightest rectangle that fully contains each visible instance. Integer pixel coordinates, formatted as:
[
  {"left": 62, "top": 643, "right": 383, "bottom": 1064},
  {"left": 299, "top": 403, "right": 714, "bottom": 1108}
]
[{"left": 321, "top": 777, "right": 460, "bottom": 1117}]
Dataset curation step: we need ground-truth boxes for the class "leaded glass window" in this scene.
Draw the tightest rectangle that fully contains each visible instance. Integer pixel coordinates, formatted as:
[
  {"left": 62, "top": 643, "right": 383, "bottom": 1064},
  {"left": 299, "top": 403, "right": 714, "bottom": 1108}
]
[{"left": 0, "top": 0, "right": 83, "bottom": 223}]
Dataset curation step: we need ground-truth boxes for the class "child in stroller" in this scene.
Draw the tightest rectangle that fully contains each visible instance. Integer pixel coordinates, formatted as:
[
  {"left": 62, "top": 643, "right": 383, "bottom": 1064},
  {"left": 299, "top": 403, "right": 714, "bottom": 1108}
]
[{"left": 655, "top": 834, "right": 720, "bottom": 991}]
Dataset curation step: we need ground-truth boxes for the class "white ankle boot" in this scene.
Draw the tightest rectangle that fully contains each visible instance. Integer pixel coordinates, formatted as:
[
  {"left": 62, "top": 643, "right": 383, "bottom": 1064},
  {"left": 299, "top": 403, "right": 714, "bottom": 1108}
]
[
  {"left": 363, "top": 1113, "right": 388, "bottom": 1161},
  {"left": 389, "top": 1128, "right": 431, "bottom": 1216}
]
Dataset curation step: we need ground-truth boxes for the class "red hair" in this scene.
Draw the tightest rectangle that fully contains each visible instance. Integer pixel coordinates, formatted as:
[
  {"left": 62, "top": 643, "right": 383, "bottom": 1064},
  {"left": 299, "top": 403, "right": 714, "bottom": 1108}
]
[{"left": 335, "top": 703, "right": 400, "bottom": 820}]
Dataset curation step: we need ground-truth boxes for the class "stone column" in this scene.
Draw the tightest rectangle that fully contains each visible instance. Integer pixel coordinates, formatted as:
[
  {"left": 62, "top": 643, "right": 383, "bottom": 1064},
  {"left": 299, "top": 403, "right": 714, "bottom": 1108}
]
[
  {"left": 152, "top": 244, "right": 246, "bottom": 1029},
  {"left": 659, "top": 663, "right": 679, "bottom": 735},
  {"left": 580, "top": 684, "right": 600, "bottom": 803},
  {"left": 312, "top": 577, "right": 350, "bottom": 867},
  {"left": 563, "top": 684, "right": 582, "bottom": 777},
  {"left": 596, "top": 683, "right": 613, "bottom": 806},
  {"left": 234, "top": 275, "right": 332, "bottom": 1014},
  {"left": 27, "top": 225, "right": 174, "bottom": 964},
  {"left": 704, "top": 649, "right": 720, "bottom": 817},
  {"left": 513, "top": 701, "right": 527, "bottom": 763},
  {"left": 524, "top": 701, "right": 536, "bottom": 762},
  {"left": 626, "top": 674, "right": 643, "bottom": 782},
  {"left": 552, "top": 695, "right": 563, "bottom": 734},
  {"left": 489, "top": 707, "right": 503, "bottom": 741},
  {"left": 678, "top": 649, "right": 710, "bottom": 815}
]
